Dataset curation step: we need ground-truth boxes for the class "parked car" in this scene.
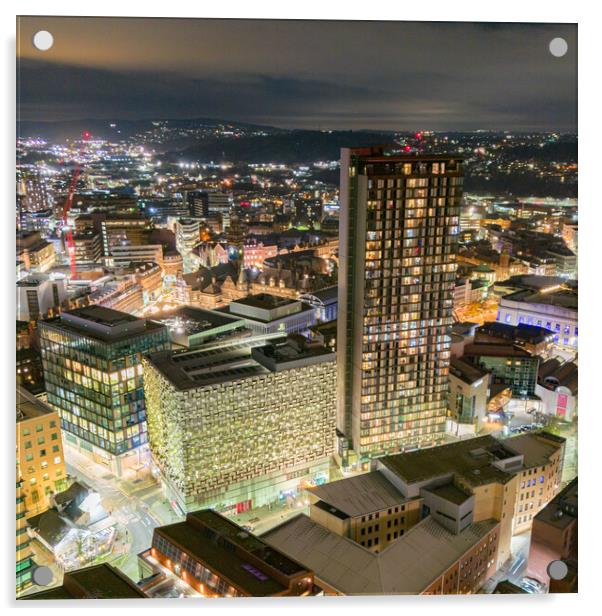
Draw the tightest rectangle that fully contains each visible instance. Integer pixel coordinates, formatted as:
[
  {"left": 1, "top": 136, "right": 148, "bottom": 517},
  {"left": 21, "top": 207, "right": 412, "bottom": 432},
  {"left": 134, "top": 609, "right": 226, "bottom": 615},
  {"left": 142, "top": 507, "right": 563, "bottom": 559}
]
[{"left": 519, "top": 577, "right": 545, "bottom": 593}]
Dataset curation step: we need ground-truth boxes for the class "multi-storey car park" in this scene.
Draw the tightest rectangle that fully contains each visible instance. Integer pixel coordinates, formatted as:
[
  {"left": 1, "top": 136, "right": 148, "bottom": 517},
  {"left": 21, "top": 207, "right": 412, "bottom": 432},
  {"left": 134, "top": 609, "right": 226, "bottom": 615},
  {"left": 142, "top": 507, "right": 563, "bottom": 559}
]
[{"left": 142, "top": 335, "right": 336, "bottom": 513}]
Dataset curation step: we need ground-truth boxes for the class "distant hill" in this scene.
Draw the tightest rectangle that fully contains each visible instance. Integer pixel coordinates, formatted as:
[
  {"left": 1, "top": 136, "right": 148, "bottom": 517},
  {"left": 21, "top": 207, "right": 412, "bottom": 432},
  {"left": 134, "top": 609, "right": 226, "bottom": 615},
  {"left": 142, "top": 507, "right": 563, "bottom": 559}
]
[
  {"left": 168, "top": 130, "right": 396, "bottom": 164},
  {"left": 16, "top": 117, "right": 285, "bottom": 145},
  {"left": 502, "top": 139, "right": 578, "bottom": 163}
]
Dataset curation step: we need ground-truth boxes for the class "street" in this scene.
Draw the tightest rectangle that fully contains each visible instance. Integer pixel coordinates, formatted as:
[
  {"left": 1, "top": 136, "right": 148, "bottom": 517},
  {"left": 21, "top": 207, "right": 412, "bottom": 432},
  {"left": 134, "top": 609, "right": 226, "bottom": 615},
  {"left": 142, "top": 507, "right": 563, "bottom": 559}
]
[
  {"left": 63, "top": 445, "right": 182, "bottom": 581},
  {"left": 481, "top": 533, "right": 532, "bottom": 593},
  {"left": 20, "top": 415, "right": 576, "bottom": 597}
]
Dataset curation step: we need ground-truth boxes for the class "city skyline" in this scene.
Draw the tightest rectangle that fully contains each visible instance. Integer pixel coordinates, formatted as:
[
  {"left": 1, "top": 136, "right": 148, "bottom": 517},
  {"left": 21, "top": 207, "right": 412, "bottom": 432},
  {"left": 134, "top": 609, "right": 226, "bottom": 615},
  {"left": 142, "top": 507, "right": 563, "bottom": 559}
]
[
  {"left": 17, "top": 17, "right": 577, "bottom": 131},
  {"left": 16, "top": 16, "right": 578, "bottom": 599}
]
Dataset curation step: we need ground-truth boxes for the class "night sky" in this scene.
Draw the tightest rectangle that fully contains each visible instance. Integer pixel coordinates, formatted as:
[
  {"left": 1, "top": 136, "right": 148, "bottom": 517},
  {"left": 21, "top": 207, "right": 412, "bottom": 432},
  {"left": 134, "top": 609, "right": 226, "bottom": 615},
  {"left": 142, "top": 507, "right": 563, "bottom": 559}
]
[{"left": 17, "top": 17, "right": 577, "bottom": 131}]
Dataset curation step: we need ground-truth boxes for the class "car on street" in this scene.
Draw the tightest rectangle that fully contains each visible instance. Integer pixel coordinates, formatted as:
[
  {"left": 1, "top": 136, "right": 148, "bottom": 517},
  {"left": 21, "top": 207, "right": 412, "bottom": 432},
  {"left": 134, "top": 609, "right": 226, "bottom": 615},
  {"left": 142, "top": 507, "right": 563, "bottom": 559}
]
[{"left": 519, "top": 577, "right": 546, "bottom": 593}]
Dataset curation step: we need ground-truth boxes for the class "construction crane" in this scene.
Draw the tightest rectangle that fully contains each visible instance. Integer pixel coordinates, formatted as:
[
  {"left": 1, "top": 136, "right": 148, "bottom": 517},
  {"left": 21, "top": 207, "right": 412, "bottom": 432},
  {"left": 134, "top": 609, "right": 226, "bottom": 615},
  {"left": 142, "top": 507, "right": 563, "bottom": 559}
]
[{"left": 62, "top": 131, "right": 91, "bottom": 279}]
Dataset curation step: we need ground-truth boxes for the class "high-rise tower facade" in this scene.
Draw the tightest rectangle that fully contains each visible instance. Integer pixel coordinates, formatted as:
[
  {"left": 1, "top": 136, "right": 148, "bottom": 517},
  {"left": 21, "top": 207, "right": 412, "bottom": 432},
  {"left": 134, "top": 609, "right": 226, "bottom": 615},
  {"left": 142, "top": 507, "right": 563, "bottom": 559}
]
[{"left": 337, "top": 147, "right": 463, "bottom": 465}]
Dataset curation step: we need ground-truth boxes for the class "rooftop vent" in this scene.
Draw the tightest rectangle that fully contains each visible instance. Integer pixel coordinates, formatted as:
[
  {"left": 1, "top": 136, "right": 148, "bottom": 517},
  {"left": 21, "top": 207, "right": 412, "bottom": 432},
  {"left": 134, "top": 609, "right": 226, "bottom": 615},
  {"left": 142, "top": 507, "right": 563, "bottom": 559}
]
[{"left": 469, "top": 448, "right": 488, "bottom": 458}]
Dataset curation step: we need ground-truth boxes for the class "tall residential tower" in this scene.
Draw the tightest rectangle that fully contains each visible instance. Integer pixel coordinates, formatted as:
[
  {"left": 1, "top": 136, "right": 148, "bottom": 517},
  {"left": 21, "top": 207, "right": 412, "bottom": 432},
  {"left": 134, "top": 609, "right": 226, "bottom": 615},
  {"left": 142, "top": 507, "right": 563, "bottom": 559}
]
[{"left": 337, "top": 147, "right": 463, "bottom": 466}]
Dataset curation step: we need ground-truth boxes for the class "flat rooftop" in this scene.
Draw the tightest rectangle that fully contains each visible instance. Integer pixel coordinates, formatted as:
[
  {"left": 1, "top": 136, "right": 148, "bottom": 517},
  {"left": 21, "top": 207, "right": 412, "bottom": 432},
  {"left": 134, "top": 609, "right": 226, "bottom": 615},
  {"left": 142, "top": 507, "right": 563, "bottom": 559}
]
[
  {"left": 378, "top": 435, "right": 521, "bottom": 487},
  {"left": 534, "top": 478, "right": 577, "bottom": 531},
  {"left": 155, "top": 306, "right": 243, "bottom": 336},
  {"left": 155, "top": 510, "right": 307, "bottom": 596},
  {"left": 463, "top": 343, "right": 532, "bottom": 359},
  {"left": 344, "top": 146, "right": 464, "bottom": 164},
  {"left": 231, "top": 293, "right": 298, "bottom": 311},
  {"left": 21, "top": 564, "right": 147, "bottom": 600},
  {"left": 309, "top": 471, "right": 409, "bottom": 518},
  {"left": 147, "top": 341, "right": 266, "bottom": 390},
  {"left": 42, "top": 306, "right": 165, "bottom": 343},
  {"left": 503, "top": 432, "right": 566, "bottom": 469},
  {"left": 496, "top": 275, "right": 569, "bottom": 291},
  {"left": 251, "top": 336, "right": 335, "bottom": 371},
  {"left": 501, "top": 288, "right": 578, "bottom": 311},
  {"left": 449, "top": 357, "right": 488, "bottom": 385},
  {"left": 427, "top": 483, "right": 472, "bottom": 506},
  {"left": 224, "top": 293, "right": 312, "bottom": 324},
  {"left": 299, "top": 285, "right": 338, "bottom": 304},
  {"left": 262, "top": 514, "right": 496, "bottom": 595},
  {"left": 67, "top": 305, "right": 138, "bottom": 326},
  {"left": 477, "top": 322, "right": 554, "bottom": 344},
  {"left": 146, "top": 336, "right": 333, "bottom": 390},
  {"left": 16, "top": 386, "right": 55, "bottom": 422},
  {"left": 17, "top": 274, "right": 54, "bottom": 287}
]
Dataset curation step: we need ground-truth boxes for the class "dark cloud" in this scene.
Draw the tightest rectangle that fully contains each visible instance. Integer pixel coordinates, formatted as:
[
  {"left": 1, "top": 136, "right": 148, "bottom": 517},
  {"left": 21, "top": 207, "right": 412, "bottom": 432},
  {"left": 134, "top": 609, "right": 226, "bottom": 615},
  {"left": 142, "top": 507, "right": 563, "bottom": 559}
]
[{"left": 16, "top": 18, "right": 577, "bottom": 131}]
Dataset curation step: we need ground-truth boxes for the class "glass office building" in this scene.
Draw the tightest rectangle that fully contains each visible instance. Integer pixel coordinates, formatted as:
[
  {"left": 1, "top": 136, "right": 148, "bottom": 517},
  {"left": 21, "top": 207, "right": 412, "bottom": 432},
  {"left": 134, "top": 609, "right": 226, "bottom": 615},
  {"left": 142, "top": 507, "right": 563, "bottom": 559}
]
[
  {"left": 38, "top": 306, "right": 169, "bottom": 475},
  {"left": 337, "top": 147, "right": 463, "bottom": 465}
]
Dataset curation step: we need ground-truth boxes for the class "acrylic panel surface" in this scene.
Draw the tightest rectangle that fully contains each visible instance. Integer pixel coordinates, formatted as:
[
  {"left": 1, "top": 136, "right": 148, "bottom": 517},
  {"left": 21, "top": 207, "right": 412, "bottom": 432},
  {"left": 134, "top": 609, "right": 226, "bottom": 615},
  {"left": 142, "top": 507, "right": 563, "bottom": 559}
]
[{"left": 16, "top": 16, "right": 577, "bottom": 599}]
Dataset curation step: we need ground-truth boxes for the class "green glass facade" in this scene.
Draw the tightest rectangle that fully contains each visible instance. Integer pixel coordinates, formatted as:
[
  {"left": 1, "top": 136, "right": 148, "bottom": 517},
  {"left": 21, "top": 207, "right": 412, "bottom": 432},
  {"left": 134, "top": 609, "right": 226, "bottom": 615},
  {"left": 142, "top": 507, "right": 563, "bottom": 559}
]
[
  {"left": 475, "top": 355, "right": 539, "bottom": 397},
  {"left": 16, "top": 478, "right": 34, "bottom": 593},
  {"left": 39, "top": 319, "right": 169, "bottom": 455}
]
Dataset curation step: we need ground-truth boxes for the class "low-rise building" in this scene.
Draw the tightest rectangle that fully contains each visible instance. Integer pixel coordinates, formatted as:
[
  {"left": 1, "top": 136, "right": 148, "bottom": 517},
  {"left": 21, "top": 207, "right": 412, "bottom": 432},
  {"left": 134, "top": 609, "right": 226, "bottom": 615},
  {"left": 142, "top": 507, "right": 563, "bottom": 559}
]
[
  {"left": 447, "top": 357, "right": 490, "bottom": 436},
  {"left": 107, "top": 243, "right": 164, "bottom": 268},
  {"left": 562, "top": 223, "right": 578, "bottom": 255},
  {"left": 17, "top": 387, "right": 68, "bottom": 516},
  {"left": 475, "top": 321, "right": 555, "bottom": 358},
  {"left": 299, "top": 285, "right": 338, "bottom": 323},
  {"left": 262, "top": 513, "right": 500, "bottom": 595},
  {"left": 243, "top": 239, "right": 279, "bottom": 269},
  {"left": 72, "top": 231, "right": 103, "bottom": 271},
  {"left": 221, "top": 293, "right": 316, "bottom": 335},
  {"left": 527, "top": 477, "right": 577, "bottom": 589},
  {"left": 536, "top": 358, "right": 578, "bottom": 421},
  {"left": 16, "top": 231, "right": 56, "bottom": 273},
  {"left": 17, "top": 274, "right": 67, "bottom": 322},
  {"left": 307, "top": 471, "right": 422, "bottom": 553},
  {"left": 374, "top": 432, "right": 565, "bottom": 562},
  {"left": 155, "top": 306, "right": 247, "bottom": 348},
  {"left": 506, "top": 432, "right": 565, "bottom": 534},
  {"left": 496, "top": 279, "right": 577, "bottom": 350},
  {"left": 130, "top": 261, "right": 163, "bottom": 304},
  {"left": 21, "top": 564, "right": 147, "bottom": 599},
  {"left": 138, "top": 510, "right": 317, "bottom": 597},
  {"left": 462, "top": 343, "right": 539, "bottom": 397},
  {"left": 545, "top": 246, "right": 577, "bottom": 279}
]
